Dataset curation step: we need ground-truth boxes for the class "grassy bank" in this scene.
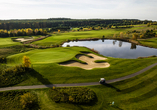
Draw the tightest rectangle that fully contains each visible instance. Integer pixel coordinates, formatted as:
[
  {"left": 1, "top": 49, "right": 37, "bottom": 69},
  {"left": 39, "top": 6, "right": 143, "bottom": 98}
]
[{"left": 139, "top": 37, "right": 157, "bottom": 48}]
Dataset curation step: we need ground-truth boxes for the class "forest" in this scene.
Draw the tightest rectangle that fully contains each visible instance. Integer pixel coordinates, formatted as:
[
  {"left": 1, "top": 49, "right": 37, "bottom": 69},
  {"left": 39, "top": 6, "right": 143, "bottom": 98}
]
[{"left": 0, "top": 18, "right": 152, "bottom": 30}]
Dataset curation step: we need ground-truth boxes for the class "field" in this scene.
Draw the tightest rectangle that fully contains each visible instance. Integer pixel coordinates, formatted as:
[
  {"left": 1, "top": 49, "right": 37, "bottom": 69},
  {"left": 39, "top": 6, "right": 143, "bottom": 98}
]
[{"left": 1, "top": 24, "right": 157, "bottom": 110}]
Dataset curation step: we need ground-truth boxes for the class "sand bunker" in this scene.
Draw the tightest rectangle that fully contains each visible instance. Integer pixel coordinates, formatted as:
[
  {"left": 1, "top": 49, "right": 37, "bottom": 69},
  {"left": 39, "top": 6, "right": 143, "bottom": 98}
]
[
  {"left": 15, "top": 38, "right": 33, "bottom": 42},
  {"left": 60, "top": 53, "right": 110, "bottom": 70}
]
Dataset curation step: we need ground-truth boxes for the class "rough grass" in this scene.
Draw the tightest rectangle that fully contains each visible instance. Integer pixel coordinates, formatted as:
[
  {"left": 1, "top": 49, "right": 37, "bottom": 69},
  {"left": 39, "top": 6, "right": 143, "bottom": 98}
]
[
  {"left": 0, "top": 45, "right": 34, "bottom": 58},
  {"left": 139, "top": 37, "right": 157, "bottom": 48},
  {"left": 6, "top": 46, "right": 157, "bottom": 86},
  {"left": 1, "top": 65, "right": 157, "bottom": 110}
]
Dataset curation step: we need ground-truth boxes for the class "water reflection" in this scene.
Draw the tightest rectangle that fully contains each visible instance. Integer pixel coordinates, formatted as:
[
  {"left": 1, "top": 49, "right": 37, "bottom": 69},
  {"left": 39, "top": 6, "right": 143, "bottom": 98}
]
[
  {"left": 62, "top": 39, "right": 157, "bottom": 59},
  {"left": 113, "top": 40, "right": 116, "bottom": 45},
  {"left": 119, "top": 41, "right": 122, "bottom": 47},
  {"left": 131, "top": 43, "right": 137, "bottom": 49},
  {"left": 102, "top": 38, "right": 105, "bottom": 42}
]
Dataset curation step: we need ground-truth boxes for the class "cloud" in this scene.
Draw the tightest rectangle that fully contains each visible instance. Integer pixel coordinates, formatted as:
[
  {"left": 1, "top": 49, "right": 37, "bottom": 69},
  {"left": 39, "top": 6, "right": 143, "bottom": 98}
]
[{"left": 0, "top": 0, "right": 157, "bottom": 20}]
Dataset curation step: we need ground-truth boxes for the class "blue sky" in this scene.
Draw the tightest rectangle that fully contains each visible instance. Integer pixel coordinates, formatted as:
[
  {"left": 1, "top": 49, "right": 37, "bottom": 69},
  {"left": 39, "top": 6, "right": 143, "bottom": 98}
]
[{"left": 0, "top": 0, "right": 156, "bottom": 20}]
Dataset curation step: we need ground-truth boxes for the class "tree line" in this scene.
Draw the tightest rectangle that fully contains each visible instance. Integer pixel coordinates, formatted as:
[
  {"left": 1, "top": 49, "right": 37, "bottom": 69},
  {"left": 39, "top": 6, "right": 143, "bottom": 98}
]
[
  {"left": 0, "top": 18, "right": 152, "bottom": 30},
  {"left": 0, "top": 28, "right": 47, "bottom": 37}
]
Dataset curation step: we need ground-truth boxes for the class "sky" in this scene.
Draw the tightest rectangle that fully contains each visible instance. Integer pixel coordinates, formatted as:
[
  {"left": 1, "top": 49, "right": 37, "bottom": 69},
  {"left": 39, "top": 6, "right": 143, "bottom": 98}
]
[{"left": 0, "top": 0, "right": 157, "bottom": 20}]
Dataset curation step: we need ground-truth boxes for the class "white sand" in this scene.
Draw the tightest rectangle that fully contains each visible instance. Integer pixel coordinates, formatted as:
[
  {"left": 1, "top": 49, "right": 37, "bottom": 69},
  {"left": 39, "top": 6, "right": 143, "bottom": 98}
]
[
  {"left": 15, "top": 38, "right": 33, "bottom": 42},
  {"left": 60, "top": 53, "right": 110, "bottom": 70}
]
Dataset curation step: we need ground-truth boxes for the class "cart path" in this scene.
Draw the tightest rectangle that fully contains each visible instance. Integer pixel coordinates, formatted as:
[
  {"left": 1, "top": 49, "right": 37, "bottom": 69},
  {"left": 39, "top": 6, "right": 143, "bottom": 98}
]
[{"left": 0, "top": 63, "right": 157, "bottom": 92}]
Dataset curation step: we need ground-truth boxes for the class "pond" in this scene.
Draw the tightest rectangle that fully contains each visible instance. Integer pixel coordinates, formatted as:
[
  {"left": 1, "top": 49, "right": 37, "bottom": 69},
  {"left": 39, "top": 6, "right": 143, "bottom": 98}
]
[{"left": 62, "top": 39, "right": 157, "bottom": 59}]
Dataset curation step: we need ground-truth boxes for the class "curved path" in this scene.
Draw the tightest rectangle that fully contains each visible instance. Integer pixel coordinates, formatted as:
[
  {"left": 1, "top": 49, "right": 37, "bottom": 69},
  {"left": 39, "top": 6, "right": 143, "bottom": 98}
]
[{"left": 0, "top": 63, "right": 157, "bottom": 92}]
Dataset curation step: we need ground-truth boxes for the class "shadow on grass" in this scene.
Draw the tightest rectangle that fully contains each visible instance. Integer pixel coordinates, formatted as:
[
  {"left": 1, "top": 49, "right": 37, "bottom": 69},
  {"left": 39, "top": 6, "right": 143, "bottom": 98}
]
[
  {"left": 28, "top": 68, "right": 53, "bottom": 87},
  {"left": 103, "top": 83, "right": 121, "bottom": 92},
  {"left": 112, "top": 105, "right": 123, "bottom": 110}
]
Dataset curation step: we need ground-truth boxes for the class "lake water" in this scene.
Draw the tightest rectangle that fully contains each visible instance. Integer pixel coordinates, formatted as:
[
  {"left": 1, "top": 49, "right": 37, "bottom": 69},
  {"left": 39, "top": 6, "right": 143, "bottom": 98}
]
[{"left": 62, "top": 39, "right": 157, "bottom": 59}]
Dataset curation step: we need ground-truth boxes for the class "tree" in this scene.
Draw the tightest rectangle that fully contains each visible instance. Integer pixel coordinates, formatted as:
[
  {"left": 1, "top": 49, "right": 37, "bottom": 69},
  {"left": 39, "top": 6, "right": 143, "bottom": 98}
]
[
  {"left": 147, "top": 23, "right": 150, "bottom": 27},
  {"left": 120, "top": 32, "right": 123, "bottom": 38},
  {"left": 132, "top": 33, "right": 138, "bottom": 40},
  {"left": 20, "top": 92, "right": 38, "bottom": 109},
  {"left": 23, "top": 56, "right": 31, "bottom": 68},
  {"left": 113, "top": 34, "right": 117, "bottom": 38},
  {"left": 140, "top": 34, "right": 144, "bottom": 38}
]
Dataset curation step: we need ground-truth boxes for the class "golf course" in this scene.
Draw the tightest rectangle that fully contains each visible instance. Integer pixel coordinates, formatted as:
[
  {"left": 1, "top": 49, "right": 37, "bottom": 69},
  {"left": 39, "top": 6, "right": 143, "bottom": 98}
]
[{"left": 0, "top": 23, "right": 157, "bottom": 110}]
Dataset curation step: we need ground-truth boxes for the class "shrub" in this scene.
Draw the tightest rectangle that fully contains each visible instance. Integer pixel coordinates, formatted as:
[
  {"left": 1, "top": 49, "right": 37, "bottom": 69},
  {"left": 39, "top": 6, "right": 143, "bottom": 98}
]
[
  {"left": 132, "top": 33, "right": 139, "bottom": 40},
  {"left": 49, "top": 87, "right": 96, "bottom": 104},
  {"left": 66, "top": 45, "right": 70, "bottom": 47},
  {"left": 0, "top": 57, "right": 6, "bottom": 63},
  {"left": 20, "top": 92, "right": 39, "bottom": 109},
  {"left": 23, "top": 56, "right": 31, "bottom": 68},
  {"left": 0, "top": 65, "right": 27, "bottom": 87},
  {"left": 89, "top": 48, "right": 99, "bottom": 54},
  {"left": 2, "top": 65, "right": 25, "bottom": 76},
  {"left": 0, "top": 90, "right": 29, "bottom": 109}
]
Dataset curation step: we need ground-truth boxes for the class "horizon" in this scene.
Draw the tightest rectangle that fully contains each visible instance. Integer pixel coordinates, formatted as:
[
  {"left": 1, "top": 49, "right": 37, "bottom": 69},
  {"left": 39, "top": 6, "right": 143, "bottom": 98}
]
[
  {"left": 0, "top": 18, "right": 145, "bottom": 21},
  {"left": 0, "top": 0, "right": 157, "bottom": 21}
]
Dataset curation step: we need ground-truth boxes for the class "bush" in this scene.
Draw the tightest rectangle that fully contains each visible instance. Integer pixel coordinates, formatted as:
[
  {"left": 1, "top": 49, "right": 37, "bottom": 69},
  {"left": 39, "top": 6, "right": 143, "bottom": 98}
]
[
  {"left": 0, "top": 57, "right": 6, "bottom": 63},
  {"left": 23, "top": 56, "right": 31, "bottom": 68},
  {"left": 49, "top": 87, "right": 96, "bottom": 104},
  {"left": 0, "top": 90, "right": 29, "bottom": 110},
  {"left": 0, "top": 65, "right": 27, "bottom": 87},
  {"left": 2, "top": 65, "right": 25, "bottom": 76},
  {"left": 90, "top": 48, "right": 99, "bottom": 54},
  {"left": 20, "top": 92, "right": 39, "bottom": 109}
]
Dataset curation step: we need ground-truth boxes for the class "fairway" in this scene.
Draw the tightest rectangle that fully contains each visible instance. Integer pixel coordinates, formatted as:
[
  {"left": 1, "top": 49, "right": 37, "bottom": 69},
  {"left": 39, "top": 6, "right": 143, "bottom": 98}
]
[
  {"left": 32, "top": 25, "right": 154, "bottom": 46},
  {"left": 0, "top": 38, "right": 21, "bottom": 47}
]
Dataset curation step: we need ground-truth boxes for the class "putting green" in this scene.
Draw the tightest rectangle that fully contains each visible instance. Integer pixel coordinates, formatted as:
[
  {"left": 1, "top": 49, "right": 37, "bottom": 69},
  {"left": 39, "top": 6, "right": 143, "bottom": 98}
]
[{"left": 7, "top": 47, "right": 90, "bottom": 65}]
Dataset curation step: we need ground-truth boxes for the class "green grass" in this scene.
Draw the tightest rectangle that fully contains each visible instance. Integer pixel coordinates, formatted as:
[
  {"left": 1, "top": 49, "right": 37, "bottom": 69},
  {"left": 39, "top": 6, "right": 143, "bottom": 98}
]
[
  {"left": 139, "top": 37, "right": 157, "bottom": 48},
  {"left": 1, "top": 65, "right": 157, "bottom": 110},
  {"left": 0, "top": 45, "right": 34, "bottom": 58},
  {"left": 0, "top": 35, "right": 42, "bottom": 48},
  {"left": 7, "top": 47, "right": 89, "bottom": 65},
  {"left": 0, "top": 38, "right": 21, "bottom": 47},
  {"left": 1, "top": 24, "right": 157, "bottom": 109},
  {"left": 32, "top": 25, "right": 153, "bottom": 46},
  {"left": 6, "top": 46, "right": 157, "bottom": 86}
]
